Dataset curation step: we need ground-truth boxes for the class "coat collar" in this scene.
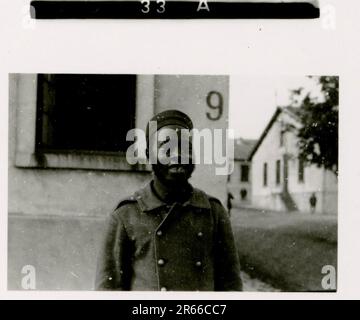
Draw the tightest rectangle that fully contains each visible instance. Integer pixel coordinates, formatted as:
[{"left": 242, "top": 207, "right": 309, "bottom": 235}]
[{"left": 134, "top": 181, "right": 211, "bottom": 212}]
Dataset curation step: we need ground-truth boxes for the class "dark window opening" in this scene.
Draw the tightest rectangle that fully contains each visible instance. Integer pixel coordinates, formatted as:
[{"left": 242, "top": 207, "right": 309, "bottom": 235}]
[
  {"left": 263, "top": 162, "right": 268, "bottom": 187},
  {"left": 280, "top": 130, "right": 285, "bottom": 147},
  {"left": 276, "top": 159, "right": 281, "bottom": 185},
  {"left": 298, "top": 159, "right": 305, "bottom": 183},
  {"left": 240, "top": 188, "right": 247, "bottom": 200},
  {"left": 36, "top": 74, "right": 137, "bottom": 154},
  {"left": 240, "top": 164, "right": 249, "bottom": 182}
]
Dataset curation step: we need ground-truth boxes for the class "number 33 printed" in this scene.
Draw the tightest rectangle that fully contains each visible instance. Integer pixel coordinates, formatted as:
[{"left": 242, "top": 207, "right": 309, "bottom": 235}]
[{"left": 141, "top": 0, "right": 166, "bottom": 14}]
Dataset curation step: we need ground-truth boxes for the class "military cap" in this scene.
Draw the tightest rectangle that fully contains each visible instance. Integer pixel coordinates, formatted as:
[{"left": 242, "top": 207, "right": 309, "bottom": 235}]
[{"left": 146, "top": 109, "right": 193, "bottom": 145}]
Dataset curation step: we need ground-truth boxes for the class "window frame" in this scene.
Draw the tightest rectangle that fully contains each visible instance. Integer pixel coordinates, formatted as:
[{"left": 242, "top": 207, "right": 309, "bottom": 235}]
[
  {"left": 263, "top": 162, "right": 268, "bottom": 187},
  {"left": 14, "top": 74, "right": 154, "bottom": 172},
  {"left": 276, "top": 159, "right": 281, "bottom": 185},
  {"left": 240, "top": 164, "right": 249, "bottom": 182},
  {"left": 280, "top": 130, "right": 284, "bottom": 147},
  {"left": 35, "top": 74, "right": 137, "bottom": 155},
  {"left": 298, "top": 158, "right": 305, "bottom": 183}
]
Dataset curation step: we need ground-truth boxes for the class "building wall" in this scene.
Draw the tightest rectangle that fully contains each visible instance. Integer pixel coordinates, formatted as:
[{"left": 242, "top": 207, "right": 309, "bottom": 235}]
[
  {"left": 8, "top": 74, "right": 152, "bottom": 217},
  {"left": 8, "top": 73, "right": 230, "bottom": 290},
  {"left": 154, "top": 75, "right": 229, "bottom": 202},
  {"left": 227, "top": 159, "right": 252, "bottom": 205},
  {"left": 251, "top": 113, "right": 286, "bottom": 200},
  {"left": 251, "top": 110, "right": 337, "bottom": 214}
]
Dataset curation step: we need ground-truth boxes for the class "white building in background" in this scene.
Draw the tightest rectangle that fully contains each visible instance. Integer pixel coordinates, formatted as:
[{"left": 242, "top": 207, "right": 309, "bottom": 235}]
[
  {"left": 249, "top": 107, "right": 337, "bottom": 215},
  {"left": 227, "top": 138, "right": 257, "bottom": 205}
]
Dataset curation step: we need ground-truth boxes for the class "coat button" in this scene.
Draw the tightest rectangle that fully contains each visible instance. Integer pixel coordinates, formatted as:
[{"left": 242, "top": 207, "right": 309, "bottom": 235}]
[
  {"left": 197, "top": 232, "right": 203, "bottom": 238},
  {"left": 195, "top": 261, "right": 202, "bottom": 267},
  {"left": 160, "top": 287, "right": 167, "bottom": 291},
  {"left": 158, "top": 259, "right": 165, "bottom": 266},
  {"left": 156, "top": 230, "right": 163, "bottom": 236}
]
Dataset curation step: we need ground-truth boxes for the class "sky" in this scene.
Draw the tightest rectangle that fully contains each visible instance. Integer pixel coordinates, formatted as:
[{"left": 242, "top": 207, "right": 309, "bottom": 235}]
[{"left": 228, "top": 75, "right": 322, "bottom": 140}]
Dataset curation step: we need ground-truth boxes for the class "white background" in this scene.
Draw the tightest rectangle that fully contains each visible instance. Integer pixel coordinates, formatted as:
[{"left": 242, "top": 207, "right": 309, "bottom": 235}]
[{"left": 0, "top": 0, "right": 359, "bottom": 299}]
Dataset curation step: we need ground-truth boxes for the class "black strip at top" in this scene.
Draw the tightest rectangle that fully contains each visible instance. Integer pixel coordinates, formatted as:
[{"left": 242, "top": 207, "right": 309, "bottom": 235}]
[{"left": 30, "top": 1, "right": 320, "bottom": 19}]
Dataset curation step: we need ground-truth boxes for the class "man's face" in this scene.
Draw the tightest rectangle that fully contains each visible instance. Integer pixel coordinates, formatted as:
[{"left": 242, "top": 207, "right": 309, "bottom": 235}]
[{"left": 148, "top": 124, "right": 195, "bottom": 186}]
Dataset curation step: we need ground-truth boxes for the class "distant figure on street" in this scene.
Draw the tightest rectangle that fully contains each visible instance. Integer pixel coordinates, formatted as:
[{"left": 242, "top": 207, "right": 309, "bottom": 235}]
[
  {"left": 310, "top": 192, "right": 317, "bottom": 214},
  {"left": 227, "top": 191, "right": 234, "bottom": 215}
]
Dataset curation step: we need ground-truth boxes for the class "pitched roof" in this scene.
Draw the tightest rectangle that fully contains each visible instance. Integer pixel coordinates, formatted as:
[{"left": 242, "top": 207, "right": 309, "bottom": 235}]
[
  {"left": 248, "top": 106, "right": 302, "bottom": 160},
  {"left": 233, "top": 138, "right": 258, "bottom": 161}
]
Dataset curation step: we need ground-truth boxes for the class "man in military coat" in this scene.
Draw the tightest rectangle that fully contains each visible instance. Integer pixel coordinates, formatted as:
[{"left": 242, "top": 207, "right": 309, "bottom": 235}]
[{"left": 95, "top": 110, "right": 242, "bottom": 291}]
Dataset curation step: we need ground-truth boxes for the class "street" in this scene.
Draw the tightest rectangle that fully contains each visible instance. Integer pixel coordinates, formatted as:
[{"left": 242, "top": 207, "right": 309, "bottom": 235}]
[
  {"left": 241, "top": 271, "right": 280, "bottom": 292},
  {"left": 231, "top": 206, "right": 337, "bottom": 291}
]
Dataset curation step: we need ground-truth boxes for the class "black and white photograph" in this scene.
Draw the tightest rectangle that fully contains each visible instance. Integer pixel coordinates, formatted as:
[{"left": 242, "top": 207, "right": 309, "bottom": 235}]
[
  {"left": 8, "top": 73, "right": 338, "bottom": 292},
  {"left": 1, "top": 0, "right": 360, "bottom": 305}
]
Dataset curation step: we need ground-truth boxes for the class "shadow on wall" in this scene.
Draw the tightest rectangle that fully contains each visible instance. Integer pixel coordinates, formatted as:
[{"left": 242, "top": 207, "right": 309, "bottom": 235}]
[{"left": 8, "top": 214, "right": 106, "bottom": 290}]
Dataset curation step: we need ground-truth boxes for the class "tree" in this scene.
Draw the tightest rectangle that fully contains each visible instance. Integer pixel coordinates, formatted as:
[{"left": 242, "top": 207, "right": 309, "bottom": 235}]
[{"left": 290, "top": 76, "right": 338, "bottom": 176}]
